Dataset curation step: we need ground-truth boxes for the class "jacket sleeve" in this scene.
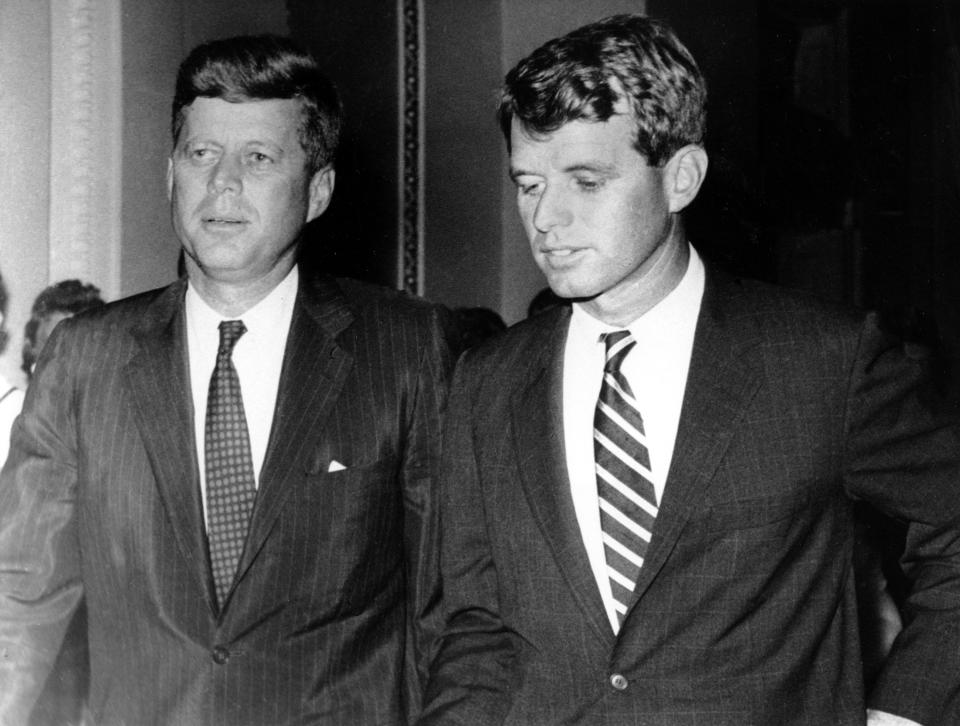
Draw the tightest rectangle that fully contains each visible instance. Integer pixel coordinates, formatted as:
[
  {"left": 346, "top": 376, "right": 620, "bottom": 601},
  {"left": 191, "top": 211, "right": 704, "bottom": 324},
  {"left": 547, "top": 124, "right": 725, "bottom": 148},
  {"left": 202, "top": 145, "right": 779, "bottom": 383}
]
[
  {"left": 842, "top": 312, "right": 960, "bottom": 724},
  {"left": 400, "top": 305, "right": 461, "bottom": 722},
  {"left": 418, "top": 353, "right": 523, "bottom": 726},
  {"left": 0, "top": 324, "right": 83, "bottom": 725}
]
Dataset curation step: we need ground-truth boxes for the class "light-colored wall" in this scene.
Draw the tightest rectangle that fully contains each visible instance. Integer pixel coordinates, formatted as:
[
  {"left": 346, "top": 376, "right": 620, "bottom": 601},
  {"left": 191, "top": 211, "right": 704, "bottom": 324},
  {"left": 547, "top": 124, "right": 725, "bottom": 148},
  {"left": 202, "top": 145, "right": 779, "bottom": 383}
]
[{"left": 0, "top": 2, "right": 51, "bottom": 388}]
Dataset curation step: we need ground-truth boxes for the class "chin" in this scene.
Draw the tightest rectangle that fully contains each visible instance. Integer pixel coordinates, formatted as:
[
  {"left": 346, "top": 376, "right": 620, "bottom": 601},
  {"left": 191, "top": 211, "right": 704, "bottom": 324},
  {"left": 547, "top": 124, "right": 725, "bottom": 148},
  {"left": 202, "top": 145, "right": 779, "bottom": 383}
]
[{"left": 545, "top": 278, "right": 595, "bottom": 301}]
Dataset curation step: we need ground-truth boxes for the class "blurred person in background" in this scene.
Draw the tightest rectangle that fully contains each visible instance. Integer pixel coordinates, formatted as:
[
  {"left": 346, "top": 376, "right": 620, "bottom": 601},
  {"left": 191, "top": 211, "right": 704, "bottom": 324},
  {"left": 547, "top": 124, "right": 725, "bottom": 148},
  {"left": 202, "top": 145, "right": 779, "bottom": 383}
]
[
  {"left": 0, "top": 269, "right": 25, "bottom": 467},
  {"left": 21, "top": 279, "right": 105, "bottom": 381}
]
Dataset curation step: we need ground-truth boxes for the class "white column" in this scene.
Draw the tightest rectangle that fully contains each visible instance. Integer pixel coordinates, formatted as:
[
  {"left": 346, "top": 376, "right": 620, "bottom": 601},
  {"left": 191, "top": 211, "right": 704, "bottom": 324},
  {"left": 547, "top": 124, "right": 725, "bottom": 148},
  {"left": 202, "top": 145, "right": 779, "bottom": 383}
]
[
  {"left": 0, "top": 1, "right": 53, "bottom": 387},
  {"left": 48, "top": 0, "right": 123, "bottom": 300}
]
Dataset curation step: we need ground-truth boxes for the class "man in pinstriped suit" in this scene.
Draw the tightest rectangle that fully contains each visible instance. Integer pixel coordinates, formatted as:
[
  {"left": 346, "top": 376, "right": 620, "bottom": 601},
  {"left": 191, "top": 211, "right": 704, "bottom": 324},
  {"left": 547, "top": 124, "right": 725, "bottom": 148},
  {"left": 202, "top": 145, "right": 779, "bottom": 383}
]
[
  {"left": 0, "top": 35, "right": 455, "bottom": 725},
  {"left": 421, "top": 15, "right": 960, "bottom": 726}
]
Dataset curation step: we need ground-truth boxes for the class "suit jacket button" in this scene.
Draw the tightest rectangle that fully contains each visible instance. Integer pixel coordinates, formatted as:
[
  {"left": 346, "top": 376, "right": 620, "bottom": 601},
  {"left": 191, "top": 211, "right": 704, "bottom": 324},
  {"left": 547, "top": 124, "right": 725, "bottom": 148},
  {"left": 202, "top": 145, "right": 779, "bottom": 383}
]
[
  {"left": 212, "top": 646, "right": 230, "bottom": 665},
  {"left": 609, "top": 673, "right": 628, "bottom": 691}
]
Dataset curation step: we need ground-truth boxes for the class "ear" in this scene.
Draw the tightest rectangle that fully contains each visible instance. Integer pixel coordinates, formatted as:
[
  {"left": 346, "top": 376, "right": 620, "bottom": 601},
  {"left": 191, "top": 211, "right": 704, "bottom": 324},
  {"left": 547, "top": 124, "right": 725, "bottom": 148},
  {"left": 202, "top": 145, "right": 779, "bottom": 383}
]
[
  {"left": 166, "top": 157, "right": 174, "bottom": 201},
  {"left": 306, "top": 166, "right": 336, "bottom": 222},
  {"left": 663, "top": 145, "right": 708, "bottom": 214}
]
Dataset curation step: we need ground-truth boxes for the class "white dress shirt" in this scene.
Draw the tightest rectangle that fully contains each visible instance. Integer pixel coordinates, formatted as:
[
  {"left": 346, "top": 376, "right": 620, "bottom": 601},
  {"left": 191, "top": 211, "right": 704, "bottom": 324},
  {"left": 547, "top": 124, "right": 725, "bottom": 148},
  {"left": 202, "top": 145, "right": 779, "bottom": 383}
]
[
  {"left": 563, "top": 245, "right": 704, "bottom": 633},
  {"left": 186, "top": 266, "right": 298, "bottom": 523}
]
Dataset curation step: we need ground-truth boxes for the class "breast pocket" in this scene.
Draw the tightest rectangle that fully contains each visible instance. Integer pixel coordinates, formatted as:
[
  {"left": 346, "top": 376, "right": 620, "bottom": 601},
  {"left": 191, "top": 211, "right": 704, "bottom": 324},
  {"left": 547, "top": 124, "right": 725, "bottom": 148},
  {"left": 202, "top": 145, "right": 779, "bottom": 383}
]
[
  {"left": 680, "top": 486, "right": 821, "bottom": 580},
  {"left": 695, "top": 487, "right": 813, "bottom": 533},
  {"left": 268, "top": 456, "right": 404, "bottom": 601},
  {"left": 300, "top": 456, "right": 399, "bottom": 504}
]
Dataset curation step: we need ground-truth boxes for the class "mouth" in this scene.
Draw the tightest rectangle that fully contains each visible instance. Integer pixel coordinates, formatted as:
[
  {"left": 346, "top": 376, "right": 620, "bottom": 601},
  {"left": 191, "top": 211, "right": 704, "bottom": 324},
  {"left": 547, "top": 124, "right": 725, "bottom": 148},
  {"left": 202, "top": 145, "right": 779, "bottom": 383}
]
[
  {"left": 203, "top": 216, "right": 246, "bottom": 224},
  {"left": 200, "top": 215, "right": 249, "bottom": 232},
  {"left": 540, "top": 246, "right": 585, "bottom": 260}
]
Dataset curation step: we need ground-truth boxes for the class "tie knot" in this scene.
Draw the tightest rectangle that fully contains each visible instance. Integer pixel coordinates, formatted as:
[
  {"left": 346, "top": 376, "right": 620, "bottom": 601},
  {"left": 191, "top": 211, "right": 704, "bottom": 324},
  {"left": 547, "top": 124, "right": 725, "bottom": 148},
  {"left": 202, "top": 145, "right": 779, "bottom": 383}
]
[
  {"left": 601, "top": 330, "right": 634, "bottom": 373},
  {"left": 218, "top": 320, "right": 246, "bottom": 356}
]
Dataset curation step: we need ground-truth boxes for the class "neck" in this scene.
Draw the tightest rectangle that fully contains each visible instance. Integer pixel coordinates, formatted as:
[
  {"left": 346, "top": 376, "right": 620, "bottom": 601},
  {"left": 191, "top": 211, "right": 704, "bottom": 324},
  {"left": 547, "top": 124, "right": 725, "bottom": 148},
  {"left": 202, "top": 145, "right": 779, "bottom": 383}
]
[
  {"left": 582, "top": 230, "right": 690, "bottom": 328},
  {"left": 187, "top": 262, "right": 295, "bottom": 318}
]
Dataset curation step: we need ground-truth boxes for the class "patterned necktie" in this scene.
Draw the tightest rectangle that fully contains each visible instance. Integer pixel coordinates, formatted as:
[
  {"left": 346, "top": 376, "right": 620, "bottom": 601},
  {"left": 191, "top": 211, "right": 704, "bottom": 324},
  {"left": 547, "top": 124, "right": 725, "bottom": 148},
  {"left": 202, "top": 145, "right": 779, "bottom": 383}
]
[
  {"left": 594, "top": 330, "right": 658, "bottom": 626},
  {"left": 205, "top": 320, "right": 257, "bottom": 607}
]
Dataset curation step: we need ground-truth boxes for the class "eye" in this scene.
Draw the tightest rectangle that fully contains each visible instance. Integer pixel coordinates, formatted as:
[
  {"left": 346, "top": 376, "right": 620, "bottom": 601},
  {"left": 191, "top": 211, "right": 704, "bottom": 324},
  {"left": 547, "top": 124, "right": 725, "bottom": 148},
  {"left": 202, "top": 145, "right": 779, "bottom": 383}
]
[
  {"left": 186, "top": 146, "right": 216, "bottom": 164},
  {"left": 574, "top": 176, "right": 603, "bottom": 192},
  {"left": 248, "top": 151, "right": 274, "bottom": 167},
  {"left": 515, "top": 180, "right": 543, "bottom": 197}
]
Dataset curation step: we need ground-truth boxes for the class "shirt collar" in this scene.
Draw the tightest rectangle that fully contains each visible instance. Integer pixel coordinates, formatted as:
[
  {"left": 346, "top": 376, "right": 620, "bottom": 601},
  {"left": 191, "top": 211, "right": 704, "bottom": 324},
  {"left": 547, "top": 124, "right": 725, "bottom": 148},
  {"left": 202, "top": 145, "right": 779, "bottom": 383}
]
[{"left": 185, "top": 265, "right": 299, "bottom": 336}]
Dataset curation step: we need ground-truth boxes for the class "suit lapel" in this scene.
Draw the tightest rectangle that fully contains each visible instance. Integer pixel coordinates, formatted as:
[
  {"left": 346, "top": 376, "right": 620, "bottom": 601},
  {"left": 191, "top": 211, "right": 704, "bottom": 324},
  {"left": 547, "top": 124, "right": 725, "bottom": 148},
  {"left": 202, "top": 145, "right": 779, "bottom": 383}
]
[
  {"left": 512, "top": 308, "right": 615, "bottom": 648},
  {"left": 625, "top": 269, "right": 762, "bottom": 612},
  {"left": 122, "top": 280, "right": 215, "bottom": 611},
  {"left": 233, "top": 275, "right": 354, "bottom": 585}
]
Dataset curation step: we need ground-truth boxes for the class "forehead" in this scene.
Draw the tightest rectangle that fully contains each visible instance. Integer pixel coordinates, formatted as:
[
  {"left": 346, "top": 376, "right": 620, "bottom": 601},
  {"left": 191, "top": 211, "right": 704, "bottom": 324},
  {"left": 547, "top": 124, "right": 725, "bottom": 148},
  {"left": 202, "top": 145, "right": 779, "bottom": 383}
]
[
  {"left": 509, "top": 114, "right": 643, "bottom": 172},
  {"left": 179, "top": 96, "right": 303, "bottom": 145}
]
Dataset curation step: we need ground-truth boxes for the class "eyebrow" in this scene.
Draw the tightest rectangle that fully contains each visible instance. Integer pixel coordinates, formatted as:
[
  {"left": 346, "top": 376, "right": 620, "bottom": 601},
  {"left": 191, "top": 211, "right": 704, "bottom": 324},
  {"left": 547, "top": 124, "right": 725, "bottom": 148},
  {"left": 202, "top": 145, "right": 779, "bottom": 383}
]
[
  {"left": 509, "top": 161, "right": 619, "bottom": 181},
  {"left": 563, "top": 162, "right": 619, "bottom": 175}
]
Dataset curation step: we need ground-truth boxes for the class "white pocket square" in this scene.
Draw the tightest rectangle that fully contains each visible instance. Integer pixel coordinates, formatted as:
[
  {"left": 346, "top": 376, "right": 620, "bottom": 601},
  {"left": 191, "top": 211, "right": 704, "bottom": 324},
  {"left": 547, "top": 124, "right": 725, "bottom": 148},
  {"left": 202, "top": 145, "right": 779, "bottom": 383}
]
[{"left": 327, "top": 460, "right": 347, "bottom": 473}]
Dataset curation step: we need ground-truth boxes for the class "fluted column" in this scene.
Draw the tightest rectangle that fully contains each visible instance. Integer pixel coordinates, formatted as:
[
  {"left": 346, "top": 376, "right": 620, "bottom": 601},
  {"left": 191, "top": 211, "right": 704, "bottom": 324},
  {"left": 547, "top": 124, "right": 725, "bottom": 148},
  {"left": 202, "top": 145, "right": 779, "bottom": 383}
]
[{"left": 49, "top": 0, "right": 123, "bottom": 300}]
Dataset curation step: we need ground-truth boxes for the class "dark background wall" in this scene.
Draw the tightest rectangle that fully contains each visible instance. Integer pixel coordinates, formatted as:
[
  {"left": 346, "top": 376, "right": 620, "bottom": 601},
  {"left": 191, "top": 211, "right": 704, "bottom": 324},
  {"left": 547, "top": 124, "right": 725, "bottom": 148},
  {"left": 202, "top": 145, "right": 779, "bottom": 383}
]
[
  {"left": 652, "top": 0, "right": 960, "bottom": 401},
  {"left": 290, "top": 0, "right": 403, "bottom": 286}
]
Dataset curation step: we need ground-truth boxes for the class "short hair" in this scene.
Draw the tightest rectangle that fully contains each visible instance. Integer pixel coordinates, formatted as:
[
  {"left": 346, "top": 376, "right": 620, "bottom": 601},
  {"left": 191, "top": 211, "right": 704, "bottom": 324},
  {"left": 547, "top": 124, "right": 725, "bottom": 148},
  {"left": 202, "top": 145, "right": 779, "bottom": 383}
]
[
  {"left": 498, "top": 14, "right": 706, "bottom": 167},
  {"left": 171, "top": 34, "right": 342, "bottom": 174},
  {"left": 21, "top": 280, "right": 105, "bottom": 376}
]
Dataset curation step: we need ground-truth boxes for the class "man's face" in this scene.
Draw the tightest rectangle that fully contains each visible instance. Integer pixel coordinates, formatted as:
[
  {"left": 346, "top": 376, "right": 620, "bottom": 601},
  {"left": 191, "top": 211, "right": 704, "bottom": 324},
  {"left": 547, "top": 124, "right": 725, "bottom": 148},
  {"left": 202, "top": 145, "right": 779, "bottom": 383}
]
[
  {"left": 509, "top": 113, "right": 685, "bottom": 321},
  {"left": 168, "top": 97, "right": 332, "bottom": 287}
]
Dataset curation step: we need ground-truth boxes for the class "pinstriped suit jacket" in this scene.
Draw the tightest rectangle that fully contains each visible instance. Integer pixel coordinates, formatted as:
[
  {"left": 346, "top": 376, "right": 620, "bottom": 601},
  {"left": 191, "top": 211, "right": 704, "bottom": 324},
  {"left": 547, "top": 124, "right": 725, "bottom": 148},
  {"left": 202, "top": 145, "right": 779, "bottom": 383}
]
[
  {"left": 0, "top": 272, "right": 456, "bottom": 725},
  {"left": 422, "top": 267, "right": 960, "bottom": 726}
]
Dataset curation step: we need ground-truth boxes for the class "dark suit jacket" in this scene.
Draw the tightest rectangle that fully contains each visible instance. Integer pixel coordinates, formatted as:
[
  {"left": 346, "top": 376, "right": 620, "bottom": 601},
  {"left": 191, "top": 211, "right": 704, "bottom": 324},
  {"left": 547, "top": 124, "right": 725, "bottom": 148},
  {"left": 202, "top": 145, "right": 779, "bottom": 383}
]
[
  {"left": 0, "top": 272, "right": 456, "bottom": 725},
  {"left": 421, "top": 267, "right": 960, "bottom": 725}
]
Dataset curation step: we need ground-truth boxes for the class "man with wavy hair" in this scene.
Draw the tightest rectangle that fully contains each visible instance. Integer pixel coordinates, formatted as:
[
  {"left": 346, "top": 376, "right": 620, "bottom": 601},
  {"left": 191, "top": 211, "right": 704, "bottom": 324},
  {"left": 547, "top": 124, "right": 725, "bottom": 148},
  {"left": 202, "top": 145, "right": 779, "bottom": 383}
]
[{"left": 422, "top": 15, "right": 960, "bottom": 726}]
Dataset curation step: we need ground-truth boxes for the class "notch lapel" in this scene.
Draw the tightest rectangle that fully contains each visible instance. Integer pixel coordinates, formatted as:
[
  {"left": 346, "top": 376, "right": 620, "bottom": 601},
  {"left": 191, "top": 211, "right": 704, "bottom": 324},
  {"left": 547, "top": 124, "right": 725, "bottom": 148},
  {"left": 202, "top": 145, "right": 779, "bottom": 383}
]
[
  {"left": 512, "top": 310, "right": 615, "bottom": 648},
  {"left": 122, "top": 280, "right": 214, "bottom": 611},
  {"left": 232, "top": 275, "right": 354, "bottom": 586},
  {"left": 624, "top": 271, "right": 762, "bottom": 613}
]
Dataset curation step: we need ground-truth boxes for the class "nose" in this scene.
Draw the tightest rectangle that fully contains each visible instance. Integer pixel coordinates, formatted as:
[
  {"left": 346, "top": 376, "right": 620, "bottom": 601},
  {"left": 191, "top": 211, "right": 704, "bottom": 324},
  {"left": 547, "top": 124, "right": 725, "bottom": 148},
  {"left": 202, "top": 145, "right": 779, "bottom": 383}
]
[
  {"left": 531, "top": 186, "right": 572, "bottom": 233},
  {"left": 208, "top": 154, "right": 242, "bottom": 195}
]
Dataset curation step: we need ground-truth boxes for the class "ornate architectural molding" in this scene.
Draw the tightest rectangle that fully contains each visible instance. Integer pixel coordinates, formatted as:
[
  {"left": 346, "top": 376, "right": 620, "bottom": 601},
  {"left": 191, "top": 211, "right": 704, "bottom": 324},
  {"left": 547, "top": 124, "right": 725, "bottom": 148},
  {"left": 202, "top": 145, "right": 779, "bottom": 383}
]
[
  {"left": 48, "top": 0, "right": 122, "bottom": 299},
  {"left": 399, "top": 0, "right": 423, "bottom": 294}
]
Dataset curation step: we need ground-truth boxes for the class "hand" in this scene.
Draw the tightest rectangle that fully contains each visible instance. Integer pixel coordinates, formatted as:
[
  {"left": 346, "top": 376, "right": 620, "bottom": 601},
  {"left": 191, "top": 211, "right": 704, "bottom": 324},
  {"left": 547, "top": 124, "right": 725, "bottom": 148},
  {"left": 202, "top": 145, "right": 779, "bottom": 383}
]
[{"left": 867, "top": 709, "right": 923, "bottom": 726}]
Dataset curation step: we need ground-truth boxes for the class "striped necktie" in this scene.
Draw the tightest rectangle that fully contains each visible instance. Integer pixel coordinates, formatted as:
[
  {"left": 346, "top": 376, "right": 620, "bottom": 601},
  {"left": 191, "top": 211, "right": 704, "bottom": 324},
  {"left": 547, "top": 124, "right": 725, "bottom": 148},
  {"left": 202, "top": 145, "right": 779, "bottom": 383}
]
[
  {"left": 205, "top": 319, "right": 257, "bottom": 608},
  {"left": 594, "top": 330, "right": 658, "bottom": 626}
]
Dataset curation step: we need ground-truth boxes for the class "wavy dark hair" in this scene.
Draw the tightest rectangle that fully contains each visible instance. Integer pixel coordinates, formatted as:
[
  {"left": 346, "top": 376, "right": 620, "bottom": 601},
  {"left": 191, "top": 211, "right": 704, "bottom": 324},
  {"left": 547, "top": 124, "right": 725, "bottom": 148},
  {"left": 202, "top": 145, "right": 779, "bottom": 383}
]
[
  {"left": 498, "top": 14, "right": 706, "bottom": 167},
  {"left": 171, "top": 34, "right": 342, "bottom": 174},
  {"left": 21, "top": 279, "right": 105, "bottom": 377}
]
